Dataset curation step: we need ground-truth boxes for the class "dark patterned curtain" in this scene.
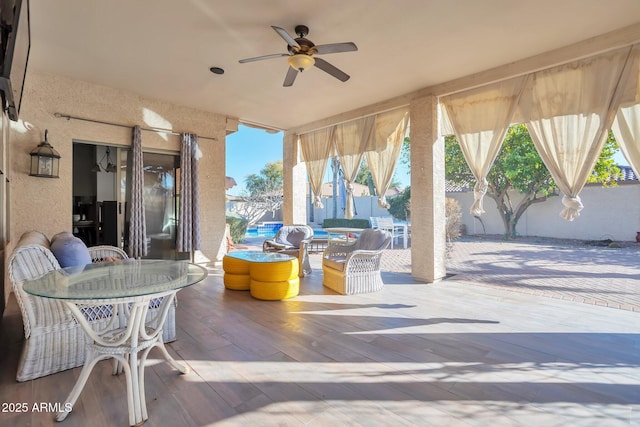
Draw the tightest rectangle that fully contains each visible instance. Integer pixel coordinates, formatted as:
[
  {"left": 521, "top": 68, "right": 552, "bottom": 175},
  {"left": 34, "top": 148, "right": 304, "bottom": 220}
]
[
  {"left": 177, "top": 133, "right": 201, "bottom": 252},
  {"left": 129, "top": 125, "right": 147, "bottom": 258}
]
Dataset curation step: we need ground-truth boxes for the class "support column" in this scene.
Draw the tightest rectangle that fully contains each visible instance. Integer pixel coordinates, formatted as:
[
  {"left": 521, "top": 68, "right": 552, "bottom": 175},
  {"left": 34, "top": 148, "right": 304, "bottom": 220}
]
[
  {"left": 282, "top": 131, "right": 307, "bottom": 224},
  {"left": 410, "top": 95, "right": 447, "bottom": 282}
]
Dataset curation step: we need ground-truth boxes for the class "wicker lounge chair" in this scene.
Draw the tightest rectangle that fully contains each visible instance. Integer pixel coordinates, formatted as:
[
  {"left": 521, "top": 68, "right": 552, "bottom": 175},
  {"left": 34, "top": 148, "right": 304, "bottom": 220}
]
[
  {"left": 322, "top": 228, "right": 391, "bottom": 295},
  {"left": 263, "top": 224, "right": 314, "bottom": 276}
]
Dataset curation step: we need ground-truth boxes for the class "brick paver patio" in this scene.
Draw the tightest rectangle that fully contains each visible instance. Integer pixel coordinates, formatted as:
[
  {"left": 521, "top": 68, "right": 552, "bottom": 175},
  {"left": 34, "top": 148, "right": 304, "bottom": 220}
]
[
  {"left": 242, "top": 233, "right": 640, "bottom": 312},
  {"left": 386, "top": 235, "right": 640, "bottom": 312}
]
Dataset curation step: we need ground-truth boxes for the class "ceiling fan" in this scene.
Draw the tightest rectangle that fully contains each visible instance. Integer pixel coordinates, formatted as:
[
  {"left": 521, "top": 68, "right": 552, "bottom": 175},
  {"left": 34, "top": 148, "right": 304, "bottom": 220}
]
[{"left": 239, "top": 25, "right": 358, "bottom": 87}]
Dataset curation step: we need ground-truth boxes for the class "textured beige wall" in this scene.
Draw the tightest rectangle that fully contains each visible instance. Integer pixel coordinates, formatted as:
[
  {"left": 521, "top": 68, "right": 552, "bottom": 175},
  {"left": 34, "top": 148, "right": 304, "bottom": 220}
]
[{"left": 8, "top": 71, "right": 229, "bottom": 265}]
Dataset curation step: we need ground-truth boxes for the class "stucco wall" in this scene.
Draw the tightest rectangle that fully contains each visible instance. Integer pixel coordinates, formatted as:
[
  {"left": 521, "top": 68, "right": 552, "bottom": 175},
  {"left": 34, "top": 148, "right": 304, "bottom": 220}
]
[
  {"left": 8, "top": 71, "right": 229, "bottom": 265},
  {"left": 449, "top": 183, "right": 640, "bottom": 242}
]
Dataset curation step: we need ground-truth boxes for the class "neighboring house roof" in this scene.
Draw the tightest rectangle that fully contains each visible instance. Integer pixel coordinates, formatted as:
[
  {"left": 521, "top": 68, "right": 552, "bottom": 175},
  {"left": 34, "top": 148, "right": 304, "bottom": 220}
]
[
  {"left": 319, "top": 181, "right": 371, "bottom": 197},
  {"left": 305, "top": 181, "right": 402, "bottom": 197}
]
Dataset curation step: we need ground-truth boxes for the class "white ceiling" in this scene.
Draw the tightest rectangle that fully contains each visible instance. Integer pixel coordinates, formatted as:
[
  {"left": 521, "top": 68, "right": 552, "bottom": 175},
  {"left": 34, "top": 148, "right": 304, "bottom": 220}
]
[{"left": 28, "top": 0, "right": 640, "bottom": 131}]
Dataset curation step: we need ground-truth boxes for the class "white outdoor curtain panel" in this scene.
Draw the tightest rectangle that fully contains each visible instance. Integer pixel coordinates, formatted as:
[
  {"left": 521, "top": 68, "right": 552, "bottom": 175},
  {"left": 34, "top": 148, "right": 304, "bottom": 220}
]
[
  {"left": 613, "top": 103, "right": 640, "bottom": 178},
  {"left": 612, "top": 45, "right": 640, "bottom": 179},
  {"left": 129, "top": 125, "right": 147, "bottom": 259},
  {"left": 299, "top": 127, "right": 335, "bottom": 208},
  {"left": 365, "top": 107, "right": 410, "bottom": 208},
  {"left": 519, "top": 46, "right": 637, "bottom": 221},
  {"left": 177, "top": 133, "right": 201, "bottom": 252},
  {"left": 440, "top": 76, "right": 526, "bottom": 216},
  {"left": 333, "top": 116, "right": 375, "bottom": 218}
]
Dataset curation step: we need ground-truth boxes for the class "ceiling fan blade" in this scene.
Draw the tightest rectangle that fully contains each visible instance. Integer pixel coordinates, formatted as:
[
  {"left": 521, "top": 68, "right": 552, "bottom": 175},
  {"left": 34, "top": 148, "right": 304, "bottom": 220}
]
[
  {"left": 283, "top": 66, "right": 298, "bottom": 87},
  {"left": 239, "top": 53, "right": 289, "bottom": 63},
  {"left": 314, "top": 42, "right": 358, "bottom": 55},
  {"left": 271, "top": 26, "right": 300, "bottom": 48},
  {"left": 313, "top": 57, "right": 350, "bottom": 82}
]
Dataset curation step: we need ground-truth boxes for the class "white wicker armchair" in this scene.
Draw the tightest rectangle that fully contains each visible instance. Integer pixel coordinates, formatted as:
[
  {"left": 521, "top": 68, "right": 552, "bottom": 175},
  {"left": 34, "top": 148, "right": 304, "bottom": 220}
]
[
  {"left": 7, "top": 235, "right": 178, "bottom": 382},
  {"left": 322, "top": 229, "right": 391, "bottom": 295},
  {"left": 8, "top": 232, "right": 117, "bottom": 382}
]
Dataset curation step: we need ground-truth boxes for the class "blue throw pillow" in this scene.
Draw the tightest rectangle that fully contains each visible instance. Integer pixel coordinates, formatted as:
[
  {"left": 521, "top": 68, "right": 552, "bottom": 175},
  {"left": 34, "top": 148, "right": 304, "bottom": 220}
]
[{"left": 50, "top": 232, "right": 92, "bottom": 268}]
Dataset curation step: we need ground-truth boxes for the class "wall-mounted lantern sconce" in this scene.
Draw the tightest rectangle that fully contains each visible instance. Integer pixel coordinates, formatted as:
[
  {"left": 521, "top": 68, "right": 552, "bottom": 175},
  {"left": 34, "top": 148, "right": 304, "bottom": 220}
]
[{"left": 30, "top": 129, "right": 61, "bottom": 178}]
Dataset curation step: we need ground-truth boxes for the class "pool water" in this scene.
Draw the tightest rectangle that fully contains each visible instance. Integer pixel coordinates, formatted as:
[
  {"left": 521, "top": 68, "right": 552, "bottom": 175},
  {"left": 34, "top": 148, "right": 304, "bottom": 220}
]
[{"left": 245, "top": 228, "right": 328, "bottom": 238}]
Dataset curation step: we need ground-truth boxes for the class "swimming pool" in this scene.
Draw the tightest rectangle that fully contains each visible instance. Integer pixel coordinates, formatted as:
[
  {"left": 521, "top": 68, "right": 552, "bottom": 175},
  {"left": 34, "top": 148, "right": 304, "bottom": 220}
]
[{"left": 245, "top": 228, "right": 328, "bottom": 238}]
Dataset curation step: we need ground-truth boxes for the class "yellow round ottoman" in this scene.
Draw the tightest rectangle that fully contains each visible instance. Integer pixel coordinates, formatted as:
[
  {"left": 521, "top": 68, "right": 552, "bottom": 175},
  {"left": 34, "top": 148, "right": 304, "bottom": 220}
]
[
  {"left": 249, "top": 258, "right": 299, "bottom": 300},
  {"left": 250, "top": 277, "right": 299, "bottom": 300},
  {"left": 223, "top": 272, "right": 251, "bottom": 291},
  {"left": 223, "top": 254, "right": 250, "bottom": 290},
  {"left": 250, "top": 259, "right": 299, "bottom": 282},
  {"left": 223, "top": 255, "right": 250, "bottom": 274}
]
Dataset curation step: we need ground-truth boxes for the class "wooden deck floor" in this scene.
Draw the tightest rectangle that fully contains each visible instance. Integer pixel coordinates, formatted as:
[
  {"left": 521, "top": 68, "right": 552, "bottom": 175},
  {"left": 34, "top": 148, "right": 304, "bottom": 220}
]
[{"left": 0, "top": 268, "right": 638, "bottom": 426}]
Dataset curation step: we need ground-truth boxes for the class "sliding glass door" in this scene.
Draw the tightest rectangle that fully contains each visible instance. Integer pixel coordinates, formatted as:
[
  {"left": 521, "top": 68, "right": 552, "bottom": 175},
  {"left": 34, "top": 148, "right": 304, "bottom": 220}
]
[{"left": 123, "top": 151, "right": 185, "bottom": 260}]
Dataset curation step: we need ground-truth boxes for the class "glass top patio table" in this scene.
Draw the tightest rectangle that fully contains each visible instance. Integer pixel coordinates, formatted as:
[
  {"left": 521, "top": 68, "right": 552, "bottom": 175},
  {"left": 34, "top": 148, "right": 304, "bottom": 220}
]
[
  {"left": 21, "top": 259, "right": 209, "bottom": 426},
  {"left": 22, "top": 259, "right": 208, "bottom": 301},
  {"left": 225, "top": 250, "right": 295, "bottom": 263}
]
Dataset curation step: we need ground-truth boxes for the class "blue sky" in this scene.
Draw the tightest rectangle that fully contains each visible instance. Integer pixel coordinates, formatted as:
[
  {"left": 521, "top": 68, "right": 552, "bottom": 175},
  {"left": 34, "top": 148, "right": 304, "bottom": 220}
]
[
  {"left": 226, "top": 125, "right": 628, "bottom": 195},
  {"left": 226, "top": 125, "right": 411, "bottom": 195},
  {"left": 225, "top": 125, "right": 284, "bottom": 196}
]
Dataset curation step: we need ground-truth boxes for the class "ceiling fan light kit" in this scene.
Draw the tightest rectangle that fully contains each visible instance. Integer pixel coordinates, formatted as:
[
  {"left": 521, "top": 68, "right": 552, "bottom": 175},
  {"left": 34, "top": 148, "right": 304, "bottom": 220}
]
[
  {"left": 239, "top": 25, "right": 357, "bottom": 87},
  {"left": 288, "top": 54, "right": 314, "bottom": 72}
]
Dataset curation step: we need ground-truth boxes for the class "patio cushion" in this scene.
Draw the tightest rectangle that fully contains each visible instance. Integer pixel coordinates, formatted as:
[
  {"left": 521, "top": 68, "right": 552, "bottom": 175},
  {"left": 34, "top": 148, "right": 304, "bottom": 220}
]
[
  {"left": 17, "top": 230, "right": 51, "bottom": 249},
  {"left": 272, "top": 225, "right": 313, "bottom": 248},
  {"left": 50, "top": 232, "right": 92, "bottom": 268},
  {"left": 286, "top": 230, "right": 306, "bottom": 247},
  {"left": 354, "top": 229, "right": 388, "bottom": 251},
  {"left": 323, "top": 255, "right": 346, "bottom": 272}
]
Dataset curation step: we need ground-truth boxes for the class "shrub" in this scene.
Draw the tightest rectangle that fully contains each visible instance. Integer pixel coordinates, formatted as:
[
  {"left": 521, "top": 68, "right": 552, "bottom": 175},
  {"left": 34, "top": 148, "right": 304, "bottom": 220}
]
[
  {"left": 387, "top": 187, "right": 410, "bottom": 221},
  {"left": 445, "top": 197, "right": 462, "bottom": 257},
  {"left": 226, "top": 212, "right": 249, "bottom": 244},
  {"left": 322, "top": 218, "right": 371, "bottom": 229}
]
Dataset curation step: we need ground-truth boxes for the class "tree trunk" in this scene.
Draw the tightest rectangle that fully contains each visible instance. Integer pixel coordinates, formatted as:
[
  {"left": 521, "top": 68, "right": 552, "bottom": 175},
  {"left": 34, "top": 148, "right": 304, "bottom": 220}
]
[
  {"left": 331, "top": 157, "right": 340, "bottom": 218},
  {"left": 507, "top": 219, "right": 517, "bottom": 239},
  {"left": 308, "top": 181, "right": 314, "bottom": 223}
]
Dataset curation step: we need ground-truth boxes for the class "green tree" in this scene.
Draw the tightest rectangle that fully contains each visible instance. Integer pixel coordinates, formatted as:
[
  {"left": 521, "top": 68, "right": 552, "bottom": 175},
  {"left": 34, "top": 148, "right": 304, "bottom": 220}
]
[
  {"left": 354, "top": 159, "right": 402, "bottom": 195},
  {"left": 230, "top": 161, "right": 284, "bottom": 225},
  {"left": 245, "top": 161, "right": 283, "bottom": 195},
  {"left": 387, "top": 186, "right": 410, "bottom": 220},
  {"left": 399, "top": 136, "right": 410, "bottom": 169},
  {"left": 445, "top": 124, "right": 621, "bottom": 239}
]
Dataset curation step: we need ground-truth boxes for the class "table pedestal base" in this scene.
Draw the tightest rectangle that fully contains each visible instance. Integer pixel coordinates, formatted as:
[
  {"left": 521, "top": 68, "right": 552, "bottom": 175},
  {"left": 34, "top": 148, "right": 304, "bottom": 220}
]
[{"left": 56, "top": 294, "right": 186, "bottom": 426}]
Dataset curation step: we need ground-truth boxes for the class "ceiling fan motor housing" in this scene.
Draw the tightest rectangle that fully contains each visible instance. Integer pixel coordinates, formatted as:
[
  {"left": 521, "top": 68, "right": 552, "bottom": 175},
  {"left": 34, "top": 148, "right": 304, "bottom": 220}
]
[{"left": 288, "top": 37, "right": 316, "bottom": 55}]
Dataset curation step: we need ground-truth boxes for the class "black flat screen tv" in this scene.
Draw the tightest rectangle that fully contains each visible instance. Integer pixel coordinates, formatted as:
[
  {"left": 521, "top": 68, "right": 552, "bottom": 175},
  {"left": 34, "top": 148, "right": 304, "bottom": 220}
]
[{"left": 0, "top": 0, "right": 30, "bottom": 122}]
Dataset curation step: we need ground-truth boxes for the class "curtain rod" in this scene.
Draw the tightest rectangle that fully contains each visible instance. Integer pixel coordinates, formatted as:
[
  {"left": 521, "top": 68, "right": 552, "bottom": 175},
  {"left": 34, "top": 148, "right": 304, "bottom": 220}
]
[{"left": 53, "top": 112, "right": 218, "bottom": 141}]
